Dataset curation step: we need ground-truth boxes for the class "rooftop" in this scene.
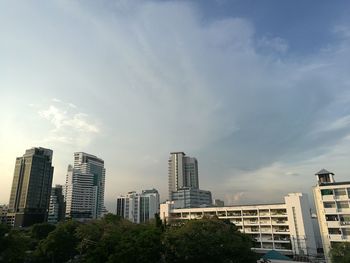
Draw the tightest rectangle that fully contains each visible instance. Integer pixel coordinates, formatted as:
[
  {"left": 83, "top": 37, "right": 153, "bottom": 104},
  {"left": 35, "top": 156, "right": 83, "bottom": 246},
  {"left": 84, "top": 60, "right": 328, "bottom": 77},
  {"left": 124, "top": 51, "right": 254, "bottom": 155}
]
[{"left": 315, "top": 168, "right": 334, "bottom": 175}]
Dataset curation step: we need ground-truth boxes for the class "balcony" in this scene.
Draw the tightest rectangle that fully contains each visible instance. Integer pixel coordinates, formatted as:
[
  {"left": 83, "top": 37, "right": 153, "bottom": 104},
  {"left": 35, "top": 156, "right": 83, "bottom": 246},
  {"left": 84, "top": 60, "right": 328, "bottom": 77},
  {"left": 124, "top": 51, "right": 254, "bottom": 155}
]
[
  {"left": 244, "top": 220, "right": 259, "bottom": 225},
  {"left": 226, "top": 211, "right": 242, "bottom": 217},
  {"left": 329, "top": 234, "right": 343, "bottom": 241},
  {"left": 322, "top": 195, "right": 335, "bottom": 201},
  {"left": 324, "top": 208, "right": 338, "bottom": 214},
  {"left": 243, "top": 212, "right": 258, "bottom": 217},
  {"left": 327, "top": 221, "right": 340, "bottom": 228},
  {"left": 273, "top": 228, "right": 289, "bottom": 233},
  {"left": 272, "top": 220, "right": 288, "bottom": 225},
  {"left": 260, "top": 228, "right": 272, "bottom": 233},
  {"left": 334, "top": 195, "right": 349, "bottom": 201},
  {"left": 270, "top": 210, "right": 287, "bottom": 216},
  {"left": 340, "top": 221, "right": 350, "bottom": 226},
  {"left": 338, "top": 208, "right": 350, "bottom": 213},
  {"left": 274, "top": 238, "right": 291, "bottom": 243},
  {"left": 244, "top": 228, "right": 260, "bottom": 233}
]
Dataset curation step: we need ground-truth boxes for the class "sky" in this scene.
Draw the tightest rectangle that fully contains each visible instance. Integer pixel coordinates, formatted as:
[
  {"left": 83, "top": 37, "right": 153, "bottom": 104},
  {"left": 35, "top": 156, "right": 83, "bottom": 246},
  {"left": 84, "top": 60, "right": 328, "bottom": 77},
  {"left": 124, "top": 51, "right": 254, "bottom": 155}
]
[{"left": 1, "top": 0, "right": 350, "bottom": 211}]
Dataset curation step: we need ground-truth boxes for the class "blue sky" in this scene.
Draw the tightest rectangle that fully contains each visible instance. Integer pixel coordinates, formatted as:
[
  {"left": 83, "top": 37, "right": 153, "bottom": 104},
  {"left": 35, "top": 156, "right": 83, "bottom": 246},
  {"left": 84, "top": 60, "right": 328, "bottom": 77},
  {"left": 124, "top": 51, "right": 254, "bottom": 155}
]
[{"left": 1, "top": 0, "right": 350, "bottom": 211}]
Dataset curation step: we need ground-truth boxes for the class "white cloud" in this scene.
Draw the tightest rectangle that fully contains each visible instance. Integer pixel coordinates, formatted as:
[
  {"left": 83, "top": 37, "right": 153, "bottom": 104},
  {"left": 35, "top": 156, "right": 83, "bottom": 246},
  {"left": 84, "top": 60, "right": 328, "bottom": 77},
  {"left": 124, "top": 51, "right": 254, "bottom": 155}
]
[{"left": 37, "top": 100, "right": 99, "bottom": 146}]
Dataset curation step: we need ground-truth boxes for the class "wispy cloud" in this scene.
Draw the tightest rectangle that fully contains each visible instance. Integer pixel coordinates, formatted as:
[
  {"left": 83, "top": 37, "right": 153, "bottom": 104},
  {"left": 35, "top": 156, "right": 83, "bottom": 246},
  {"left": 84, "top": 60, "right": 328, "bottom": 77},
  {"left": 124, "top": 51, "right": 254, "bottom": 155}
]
[{"left": 37, "top": 100, "right": 99, "bottom": 146}]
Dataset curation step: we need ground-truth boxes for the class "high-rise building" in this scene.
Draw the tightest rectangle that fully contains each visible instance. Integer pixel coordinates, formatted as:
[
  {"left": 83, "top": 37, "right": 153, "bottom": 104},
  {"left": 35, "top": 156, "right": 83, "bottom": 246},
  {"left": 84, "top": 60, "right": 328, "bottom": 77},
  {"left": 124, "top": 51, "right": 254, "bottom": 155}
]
[
  {"left": 313, "top": 169, "right": 350, "bottom": 263},
  {"left": 64, "top": 152, "right": 105, "bottom": 221},
  {"left": 168, "top": 152, "right": 199, "bottom": 199},
  {"left": 48, "top": 185, "right": 66, "bottom": 224},
  {"left": 7, "top": 147, "right": 54, "bottom": 227},
  {"left": 168, "top": 152, "right": 212, "bottom": 208},
  {"left": 0, "top": 205, "right": 8, "bottom": 224},
  {"left": 116, "top": 189, "right": 160, "bottom": 223},
  {"left": 161, "top": 193, "right": 317, "bottom": 259}
]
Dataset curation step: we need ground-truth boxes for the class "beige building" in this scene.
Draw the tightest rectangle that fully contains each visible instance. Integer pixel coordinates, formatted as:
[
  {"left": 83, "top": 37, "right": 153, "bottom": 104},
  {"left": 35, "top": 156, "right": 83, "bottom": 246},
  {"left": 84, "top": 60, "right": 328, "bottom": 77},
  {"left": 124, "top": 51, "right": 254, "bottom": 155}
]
[
  {"left": 161, "top": 193, "right": 317, "bottom": 259},
  {"left": 313, "top": 169, "right": 350, "bottom": 262}
]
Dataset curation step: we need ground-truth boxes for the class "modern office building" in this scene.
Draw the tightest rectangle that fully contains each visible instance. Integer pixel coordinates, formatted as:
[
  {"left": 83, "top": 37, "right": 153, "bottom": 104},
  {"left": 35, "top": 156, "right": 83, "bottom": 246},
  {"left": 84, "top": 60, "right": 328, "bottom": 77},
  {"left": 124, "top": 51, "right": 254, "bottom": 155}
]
[
  {"left": 116, "top": 189, "right": 160, "bottom": 223},
  {"left": 0, "top": 205, "right": 8, "bottom": 224},
  {"left": 168, "top": 152, "right": 199, "bottom": 199},
  {"left": 161, "top": 193, "right": 317, "bottom": 259},
  {"left": 168, "top": 152, "right": 212, "bottom": 208},
  {"left": 48, "top": 185, "right": 66, "bottom": 224},
  {"left": 65, "top": 152, "right": 106, "bottom": 221},
  {"left": 6, "top": 147, "right": 54, "bottom": 227},
  {"left": 313, "top": 169, "right": 350, "bottom": 262},
  {"left": 171, "top": 187, "right": 212, "bottom": 208}
]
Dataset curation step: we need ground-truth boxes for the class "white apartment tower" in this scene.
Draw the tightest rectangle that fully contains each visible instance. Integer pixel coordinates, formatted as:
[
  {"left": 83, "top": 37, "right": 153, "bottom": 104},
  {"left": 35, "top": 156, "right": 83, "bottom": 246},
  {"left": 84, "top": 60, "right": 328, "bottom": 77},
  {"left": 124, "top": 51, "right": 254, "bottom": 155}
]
[
  {"left": 313, "top": 169, "right": 350, "bottom": 262},
  {"left": 65, "top": 152, "right": 106, "bottom": 221},
  {"left": 116, "top": 189, "right": 160, "bottom": 224}
]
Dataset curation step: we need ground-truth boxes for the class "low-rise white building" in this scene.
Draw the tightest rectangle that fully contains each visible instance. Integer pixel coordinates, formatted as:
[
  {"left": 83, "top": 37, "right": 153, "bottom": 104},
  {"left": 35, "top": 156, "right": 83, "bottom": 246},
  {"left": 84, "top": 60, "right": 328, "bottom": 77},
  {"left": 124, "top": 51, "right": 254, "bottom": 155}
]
[
  {"left": 161, "top": 193, "right": 317, "bottom": 259},
  {"left": 313, "top": 169, "right": 350, "bottom": 263}
]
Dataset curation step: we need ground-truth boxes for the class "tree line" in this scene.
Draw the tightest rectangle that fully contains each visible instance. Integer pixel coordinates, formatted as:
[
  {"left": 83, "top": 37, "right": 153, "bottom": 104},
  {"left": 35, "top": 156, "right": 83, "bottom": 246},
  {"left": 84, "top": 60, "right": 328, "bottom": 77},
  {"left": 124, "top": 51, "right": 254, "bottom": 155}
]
[{"left": 0, "top": 214, "right": 258, "bottom": 263}]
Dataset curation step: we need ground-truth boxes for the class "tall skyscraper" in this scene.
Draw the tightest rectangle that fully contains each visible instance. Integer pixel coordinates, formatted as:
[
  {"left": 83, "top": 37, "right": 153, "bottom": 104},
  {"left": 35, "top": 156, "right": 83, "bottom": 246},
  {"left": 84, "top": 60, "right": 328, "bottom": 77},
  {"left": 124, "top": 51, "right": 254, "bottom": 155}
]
[
  {"left": 65, "top": 152, "right": 105, "bottom": 221},
  {"left": 313, "top": 169, "right": 350, "bottom": 263},
  {"left": 116, "top": 189, "right": 160, "bottom": 223},
  {"left": 168, "top": 152, "right": 199, "bottom": 200},
  {"left": 48, "top": 185, "right": 66, "bottom": 224},
  {"left": 7, "top": 147, "right": 54, "bottom": 227}
]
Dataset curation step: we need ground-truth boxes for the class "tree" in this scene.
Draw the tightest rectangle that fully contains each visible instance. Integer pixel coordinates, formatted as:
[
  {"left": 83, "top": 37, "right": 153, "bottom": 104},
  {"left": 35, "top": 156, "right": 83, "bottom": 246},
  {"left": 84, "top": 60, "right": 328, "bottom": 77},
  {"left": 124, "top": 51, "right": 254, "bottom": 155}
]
[
  {"left": 107, "top": 223, "right": 162, "bottom": 263},
  {"left": 163, "top": 218, "right": 258, "bottom": 263},
  {"left": 34, "top": 220, "right": 80, "bottom": 263},
  {"left": 330, "top": 242, "right": 350, "bottom": 263},
  {"left": 31, "top": 223, "right": 56, "bottom": 240},
  {"left": 0, "top": 228, "right": 32, "bottom": 263}
]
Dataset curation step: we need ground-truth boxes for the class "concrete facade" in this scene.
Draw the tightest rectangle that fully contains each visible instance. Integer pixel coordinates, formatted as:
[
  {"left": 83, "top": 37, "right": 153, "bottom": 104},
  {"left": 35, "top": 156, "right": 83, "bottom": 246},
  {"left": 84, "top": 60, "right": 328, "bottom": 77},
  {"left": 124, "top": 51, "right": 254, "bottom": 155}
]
[
  {"left": 161, "top": 193, "right": 317, "bottom": 259},
  {"left": 313, "top": 169, "right": 350, "bottom": 262},
  {"left": 48, "top": 185, "right": 66, "bottom": 224}
]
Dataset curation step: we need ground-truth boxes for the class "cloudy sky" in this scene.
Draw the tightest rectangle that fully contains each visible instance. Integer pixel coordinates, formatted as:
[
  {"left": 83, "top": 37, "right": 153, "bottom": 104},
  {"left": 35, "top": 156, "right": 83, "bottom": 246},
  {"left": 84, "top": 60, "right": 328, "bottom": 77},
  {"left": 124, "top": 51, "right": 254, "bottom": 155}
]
[{"left": 1, "top": 0, "right": 350, "bottom": 211}]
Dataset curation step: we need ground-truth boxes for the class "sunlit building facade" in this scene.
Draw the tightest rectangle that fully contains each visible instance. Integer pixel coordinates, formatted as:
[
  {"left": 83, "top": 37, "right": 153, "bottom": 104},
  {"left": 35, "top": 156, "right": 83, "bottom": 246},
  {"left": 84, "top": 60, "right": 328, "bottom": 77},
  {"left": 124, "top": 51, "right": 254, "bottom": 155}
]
[
  {"left": 7, "top": 147, "right": 54, "bottom": 227},
  {"left": 161, "top": 193, "right": 317, "bottom": 259},
  {"left": 65, "top": 152, "right": 105, "bottom": 221},
  {"left": 313, "top": 169, "right": 350, "bottom": 263}
]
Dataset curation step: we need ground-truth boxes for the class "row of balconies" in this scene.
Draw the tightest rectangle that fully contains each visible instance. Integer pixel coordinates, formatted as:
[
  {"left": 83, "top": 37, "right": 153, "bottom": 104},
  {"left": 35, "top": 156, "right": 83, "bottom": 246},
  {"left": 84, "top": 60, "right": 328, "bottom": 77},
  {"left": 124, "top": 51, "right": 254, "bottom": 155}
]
[
  {"left": 243, "top": 227, "right": 289, "bottom": 234},
  {"left": 324, "top": 207, "right": 350, "bottom": 214},
  {"left": 329, "top": 234, "right": 350, "bottom": 241}
]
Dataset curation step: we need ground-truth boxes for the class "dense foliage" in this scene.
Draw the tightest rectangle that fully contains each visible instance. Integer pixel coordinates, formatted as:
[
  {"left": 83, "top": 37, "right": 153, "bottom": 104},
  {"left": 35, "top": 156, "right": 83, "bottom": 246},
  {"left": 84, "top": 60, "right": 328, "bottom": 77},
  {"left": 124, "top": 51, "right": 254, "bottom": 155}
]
[
  {"left": 329, "top": 242, "right": 350, "bottom": 263},
  {"left": 0, "top": 215, "right": 258, "bottom": 263}
]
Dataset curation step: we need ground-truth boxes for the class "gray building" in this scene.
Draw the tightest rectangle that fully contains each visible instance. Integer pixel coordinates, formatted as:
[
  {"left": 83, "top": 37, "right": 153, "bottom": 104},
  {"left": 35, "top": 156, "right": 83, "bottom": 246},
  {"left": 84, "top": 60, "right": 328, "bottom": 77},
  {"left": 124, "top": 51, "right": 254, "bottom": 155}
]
[
  {"left": 7, "top": 147, "right": 54, "bottom": 227},
  {"left": 168, "top": 152, "right": 212, "bottom": 208},
  {"left": 171, "top": 187, "right": 212, "bottom": 208},
  {"left": 0, "top": 205, "right": 8, "bottom": 224},
  {"left": 116, "top": 189, "right": 160, "bottom": 223},
  {"left": 65, "top": 152, "right": 106, "bottom": 221},
  {"left": 168, "top": 152, "right": 199, "bottom": 200},
  {"left": 48, "top": 185, "right": 66, "bottom": 224}
]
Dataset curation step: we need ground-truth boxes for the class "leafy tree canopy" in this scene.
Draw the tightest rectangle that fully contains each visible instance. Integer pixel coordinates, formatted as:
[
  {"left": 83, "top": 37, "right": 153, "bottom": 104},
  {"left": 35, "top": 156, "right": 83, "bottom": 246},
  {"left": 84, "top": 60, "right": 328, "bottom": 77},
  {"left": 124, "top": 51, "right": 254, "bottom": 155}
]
[{"left": 330, "top": 242, "right": 350, "bottom": 263}]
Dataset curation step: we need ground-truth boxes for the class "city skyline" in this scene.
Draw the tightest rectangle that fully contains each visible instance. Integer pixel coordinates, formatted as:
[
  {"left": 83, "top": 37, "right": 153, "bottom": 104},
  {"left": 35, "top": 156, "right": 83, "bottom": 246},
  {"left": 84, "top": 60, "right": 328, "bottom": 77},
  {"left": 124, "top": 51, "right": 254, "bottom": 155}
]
[{"left": 1, "top": 1, "right": 350, "bottom": 212}]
